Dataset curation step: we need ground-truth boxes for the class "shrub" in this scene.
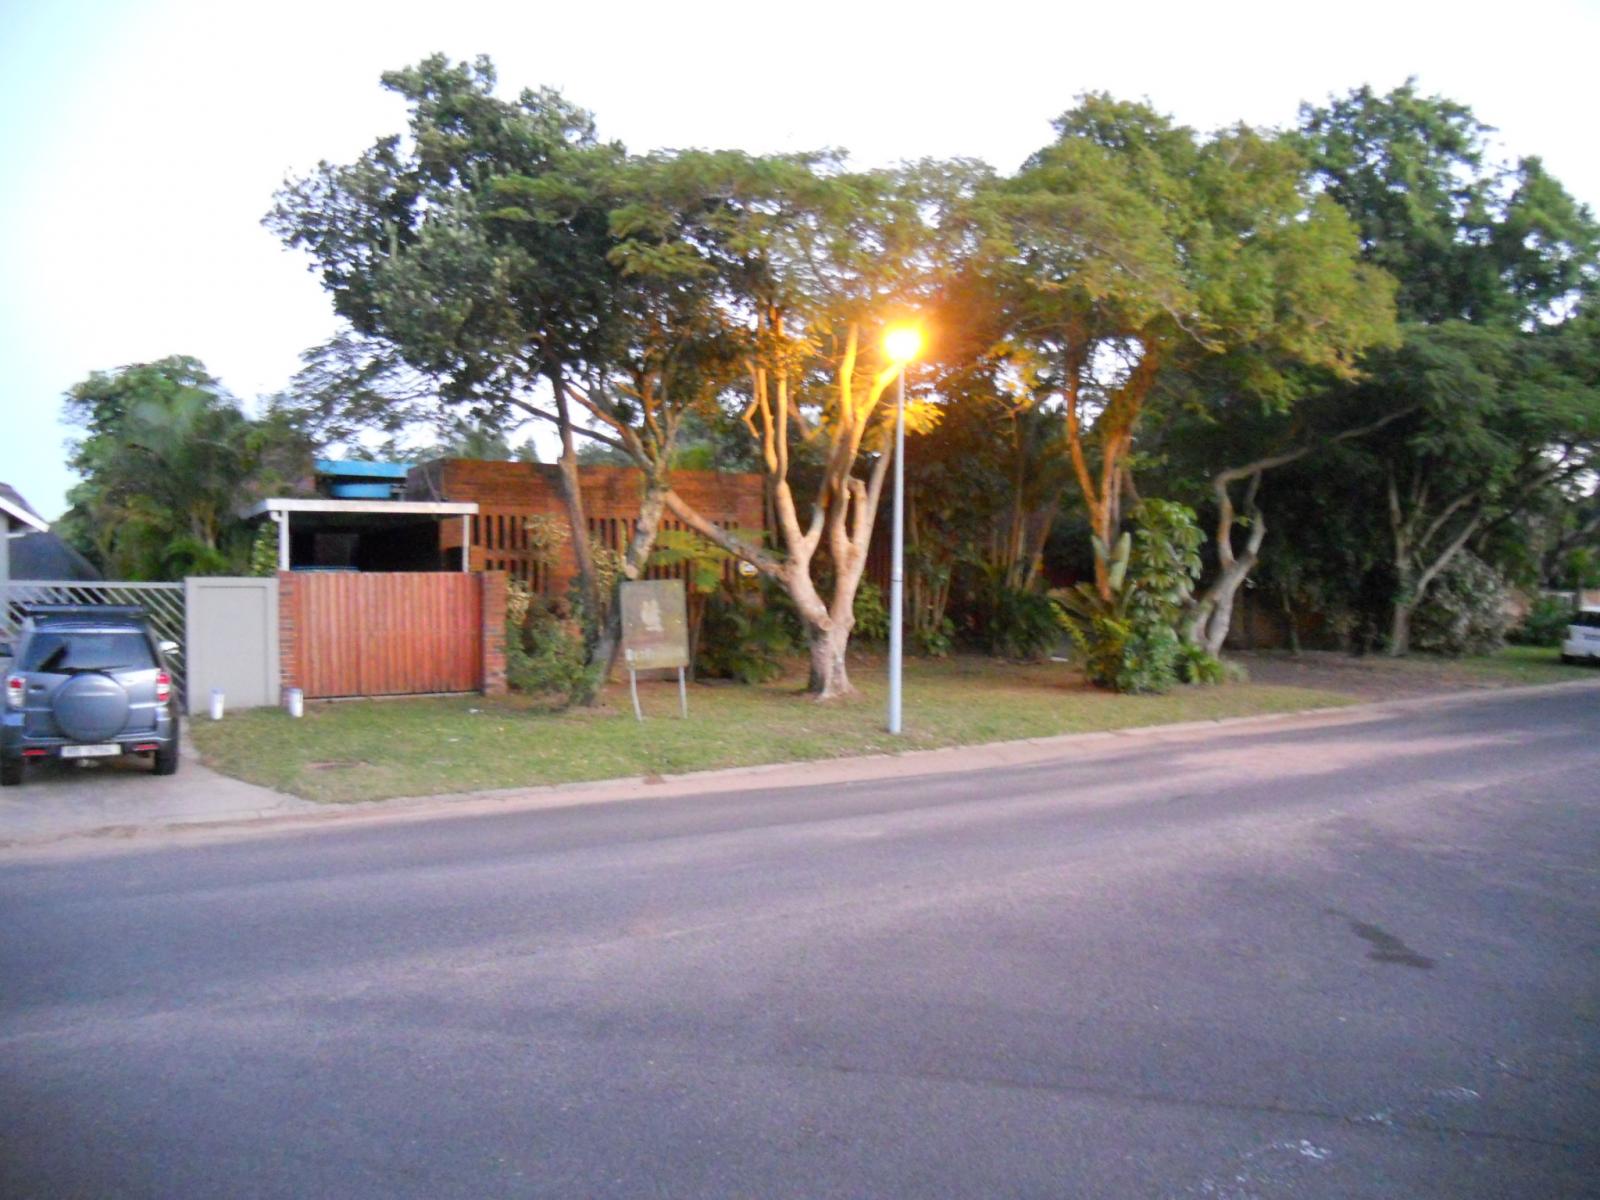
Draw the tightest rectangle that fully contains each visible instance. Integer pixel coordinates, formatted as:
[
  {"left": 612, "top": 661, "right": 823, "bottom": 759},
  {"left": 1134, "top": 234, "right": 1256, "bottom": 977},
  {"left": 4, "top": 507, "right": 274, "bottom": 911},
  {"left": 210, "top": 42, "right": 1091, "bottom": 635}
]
[
  {"left": 852, "top": 580, "right": 890, "bottom": 644},
  {"left": 973, "top": 573, "right": 1064, "bottom": 661},
  {"left": 695, "top": 586, "right": 799, "bottom": 683},
  {"left": 1412, "top": 552, "right": 1510, "bottom": 657},
  {"left": 505, "top": 587, "right": 591, "bottom": 707},
  {"left": 1509, "top": 594, "right": 1575, "bottom": 647},
  {"left": 913, "top": 616, "right": 955, "bottom": 658},
  {"left": 1053, "top": 500, "right": 1204, "bottom": 694},
  {"left": 1176, "top": 641, "right": 1227, "bottom": 686}
]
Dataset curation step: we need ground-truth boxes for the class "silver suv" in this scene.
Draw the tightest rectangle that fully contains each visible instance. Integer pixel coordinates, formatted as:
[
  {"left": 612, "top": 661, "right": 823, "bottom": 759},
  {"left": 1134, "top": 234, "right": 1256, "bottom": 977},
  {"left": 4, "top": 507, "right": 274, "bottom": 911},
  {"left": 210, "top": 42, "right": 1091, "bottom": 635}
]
[{"left": 1, "top": 605, "right": 180, "bottom": 786}]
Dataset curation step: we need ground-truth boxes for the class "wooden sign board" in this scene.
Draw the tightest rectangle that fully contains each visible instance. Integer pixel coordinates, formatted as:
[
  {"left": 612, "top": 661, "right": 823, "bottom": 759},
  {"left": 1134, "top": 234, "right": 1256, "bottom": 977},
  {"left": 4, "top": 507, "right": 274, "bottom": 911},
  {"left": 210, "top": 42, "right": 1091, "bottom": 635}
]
[{"left": 620, "top": 579, "right": 689, "bottom": 671}]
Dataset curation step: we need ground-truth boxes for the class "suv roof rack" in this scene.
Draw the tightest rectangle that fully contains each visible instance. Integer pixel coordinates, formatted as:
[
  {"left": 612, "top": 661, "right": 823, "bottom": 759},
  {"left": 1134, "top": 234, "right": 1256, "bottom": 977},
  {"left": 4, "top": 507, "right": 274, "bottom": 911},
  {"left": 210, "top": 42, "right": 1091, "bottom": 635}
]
[{"left": 19, "top": 603, "right": 149, "bottom": 623}]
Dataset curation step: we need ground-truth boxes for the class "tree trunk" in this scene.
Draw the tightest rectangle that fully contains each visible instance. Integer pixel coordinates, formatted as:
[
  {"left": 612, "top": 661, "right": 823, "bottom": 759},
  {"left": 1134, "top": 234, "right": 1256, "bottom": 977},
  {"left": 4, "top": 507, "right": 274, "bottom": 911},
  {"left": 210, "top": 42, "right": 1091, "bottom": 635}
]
[
  {"left": 806, "top": 618, "right": 854, "bottom": 700},
  {"left": 593, "top": 481, "right": 670, "bottom": 684},
  {"left": 1388, "top": 602, "right": 1413, "bottom": 657},
  {"left": 1202, "top": 575, "right": 1242, "bottom": 659},
  {"left": 548, "top": 368, "right": 599, "bottom": 619},
  {"left": 546, "top": 367, "right": 605, "bottom": 705}
]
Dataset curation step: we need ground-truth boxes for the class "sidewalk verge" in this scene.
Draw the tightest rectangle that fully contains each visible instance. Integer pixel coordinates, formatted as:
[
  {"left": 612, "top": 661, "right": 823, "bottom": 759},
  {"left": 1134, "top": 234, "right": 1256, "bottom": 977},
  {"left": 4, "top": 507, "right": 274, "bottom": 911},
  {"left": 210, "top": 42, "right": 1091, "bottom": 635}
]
[{"left": 6, "top": 675, "right": 1596, "bottom": 857}]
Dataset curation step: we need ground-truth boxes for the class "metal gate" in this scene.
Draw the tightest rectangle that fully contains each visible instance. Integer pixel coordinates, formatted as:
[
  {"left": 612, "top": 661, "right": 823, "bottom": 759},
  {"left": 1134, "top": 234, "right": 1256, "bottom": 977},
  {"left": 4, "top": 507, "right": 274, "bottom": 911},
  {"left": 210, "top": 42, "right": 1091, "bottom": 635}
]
[
  {"left": 3, "top": 580, "right": 187, "bottom": 697},
  {"left": 289, "top": 572, "right": 483, "bottom": 699}
]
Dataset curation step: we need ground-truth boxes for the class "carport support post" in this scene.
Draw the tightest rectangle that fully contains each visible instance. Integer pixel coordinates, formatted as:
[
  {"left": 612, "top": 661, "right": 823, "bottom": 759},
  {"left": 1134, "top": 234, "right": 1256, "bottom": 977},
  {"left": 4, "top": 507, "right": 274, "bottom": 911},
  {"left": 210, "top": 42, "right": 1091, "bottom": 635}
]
[
  {"left": 461, "top": 515, "right": 471, "bottom": 572},
  {"left": 272, "top": 509, "right": 290, "bottom": 572}
]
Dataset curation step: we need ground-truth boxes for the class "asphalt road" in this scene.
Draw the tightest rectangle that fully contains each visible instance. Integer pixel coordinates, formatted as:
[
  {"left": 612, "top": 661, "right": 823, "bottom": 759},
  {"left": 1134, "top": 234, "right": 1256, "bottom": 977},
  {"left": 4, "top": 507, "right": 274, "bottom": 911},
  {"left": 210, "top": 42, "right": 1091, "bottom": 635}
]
[{"left": 2, "top": 688, "right": 1597, "bottom": 1198}]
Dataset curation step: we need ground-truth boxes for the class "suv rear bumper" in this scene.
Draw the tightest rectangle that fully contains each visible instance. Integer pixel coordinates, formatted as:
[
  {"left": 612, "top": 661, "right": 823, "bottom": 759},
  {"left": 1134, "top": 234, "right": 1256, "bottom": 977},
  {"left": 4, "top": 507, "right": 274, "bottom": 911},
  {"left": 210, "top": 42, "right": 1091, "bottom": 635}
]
[{"left": 0, "top": 710, "right": 178, "bottom": 759}]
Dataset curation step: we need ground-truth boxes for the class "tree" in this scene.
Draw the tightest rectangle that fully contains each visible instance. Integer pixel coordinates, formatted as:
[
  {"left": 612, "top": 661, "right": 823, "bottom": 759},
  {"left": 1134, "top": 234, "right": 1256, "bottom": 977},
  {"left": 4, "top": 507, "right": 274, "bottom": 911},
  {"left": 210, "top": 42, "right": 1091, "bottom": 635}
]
[
  {"left": 1298, "top": 80, "right": 1597, "bottom": 326},
  {"left": 1145, "top": 360, "right": 1412, "bottom": 657},
  {"left": 980, "top": 96, "right": 1395, "bottom": 603},
  {"left": 268, "top": 55, "right": 623, "bottom": 649},
  {"left": 594, "top": 151, "right": 967, "bottom": 698},
  {"left": 61, "top": 356, "right": 311, "bottom": 580},
  {"left": 1298, "top": 82, "right": 1600, "bottom": 653}
]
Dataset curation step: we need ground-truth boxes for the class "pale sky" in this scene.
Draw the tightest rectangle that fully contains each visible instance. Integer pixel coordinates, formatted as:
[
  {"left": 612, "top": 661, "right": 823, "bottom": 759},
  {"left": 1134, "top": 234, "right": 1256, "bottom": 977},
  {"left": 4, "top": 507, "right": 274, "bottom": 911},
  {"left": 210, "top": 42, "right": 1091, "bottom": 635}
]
[{"left": 4, "top": 0, "right": 1598, "bottom": 520}]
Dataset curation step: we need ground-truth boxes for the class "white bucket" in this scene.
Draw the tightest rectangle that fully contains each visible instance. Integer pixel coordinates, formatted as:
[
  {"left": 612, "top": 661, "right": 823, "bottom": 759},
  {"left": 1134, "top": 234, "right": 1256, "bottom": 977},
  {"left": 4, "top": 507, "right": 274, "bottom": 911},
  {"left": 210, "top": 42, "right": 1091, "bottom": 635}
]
[
  {"left": 285, "top": 687, "right": 304, "bottom": 719},
  {"left": 209, "top": 688, "right": 225, "bottom": 721}
]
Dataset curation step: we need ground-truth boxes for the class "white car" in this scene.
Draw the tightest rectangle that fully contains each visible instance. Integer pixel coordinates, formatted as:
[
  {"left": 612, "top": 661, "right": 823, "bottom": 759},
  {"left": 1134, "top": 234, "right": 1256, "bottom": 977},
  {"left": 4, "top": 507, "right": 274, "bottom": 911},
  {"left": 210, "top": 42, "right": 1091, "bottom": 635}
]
[{"left": 1560, "top": 610, "right": 1600, "bottom": 664}]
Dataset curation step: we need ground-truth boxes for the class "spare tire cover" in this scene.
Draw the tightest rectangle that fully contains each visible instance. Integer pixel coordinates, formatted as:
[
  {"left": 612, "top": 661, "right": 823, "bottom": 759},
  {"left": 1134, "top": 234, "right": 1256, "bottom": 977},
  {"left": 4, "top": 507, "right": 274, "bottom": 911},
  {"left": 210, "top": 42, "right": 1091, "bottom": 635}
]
[{"left": 53, "top": 673, "right": 131, "bottom": 742}]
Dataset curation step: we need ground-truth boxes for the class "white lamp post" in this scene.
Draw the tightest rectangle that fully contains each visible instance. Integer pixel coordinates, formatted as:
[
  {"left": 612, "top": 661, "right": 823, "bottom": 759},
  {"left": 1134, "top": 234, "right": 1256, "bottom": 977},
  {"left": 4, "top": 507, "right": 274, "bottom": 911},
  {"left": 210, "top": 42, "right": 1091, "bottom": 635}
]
[{"left": 883, "top": 325, "right": 922, "bottom": 735}]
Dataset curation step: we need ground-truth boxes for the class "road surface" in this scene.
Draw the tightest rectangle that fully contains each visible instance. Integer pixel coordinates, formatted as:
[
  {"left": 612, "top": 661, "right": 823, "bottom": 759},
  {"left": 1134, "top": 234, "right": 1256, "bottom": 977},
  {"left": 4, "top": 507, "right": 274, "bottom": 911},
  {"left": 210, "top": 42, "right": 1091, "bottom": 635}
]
[{"left": 3, "top": 687, "right": 1597, "bottom": 1197}]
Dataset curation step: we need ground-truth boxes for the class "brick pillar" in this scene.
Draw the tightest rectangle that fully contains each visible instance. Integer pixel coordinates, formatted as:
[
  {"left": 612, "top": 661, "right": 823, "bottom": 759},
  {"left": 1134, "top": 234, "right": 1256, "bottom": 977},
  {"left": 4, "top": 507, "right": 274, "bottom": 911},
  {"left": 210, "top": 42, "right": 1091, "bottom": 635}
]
[
  {"left": 481, "top": 570, "right": 508, "bottom": 696},
  {"left": 277, "top": 571, "right": 300, "bottom": 694}
]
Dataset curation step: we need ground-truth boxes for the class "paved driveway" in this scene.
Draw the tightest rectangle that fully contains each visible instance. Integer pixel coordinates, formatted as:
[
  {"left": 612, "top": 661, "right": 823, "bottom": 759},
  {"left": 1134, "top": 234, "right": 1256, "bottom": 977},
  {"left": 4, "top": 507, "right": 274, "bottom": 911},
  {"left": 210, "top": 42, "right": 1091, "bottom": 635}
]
[
  {"left": 2, "top": 686, "right": 1596, "bottom": 1197},
  {"left": 0, "top": 736, "right": 310, "bottom": 845}
]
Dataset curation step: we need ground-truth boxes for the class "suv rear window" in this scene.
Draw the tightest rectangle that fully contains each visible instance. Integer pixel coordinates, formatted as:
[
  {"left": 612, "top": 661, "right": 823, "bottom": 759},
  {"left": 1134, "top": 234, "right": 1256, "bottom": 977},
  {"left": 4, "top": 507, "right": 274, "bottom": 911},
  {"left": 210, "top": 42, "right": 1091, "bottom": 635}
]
[
  {"left": 20, "top": 631, "right": 155, "bottom": 673},
  {"left": 1572, "top": 612, "right": 1600, "bottom": 629}
]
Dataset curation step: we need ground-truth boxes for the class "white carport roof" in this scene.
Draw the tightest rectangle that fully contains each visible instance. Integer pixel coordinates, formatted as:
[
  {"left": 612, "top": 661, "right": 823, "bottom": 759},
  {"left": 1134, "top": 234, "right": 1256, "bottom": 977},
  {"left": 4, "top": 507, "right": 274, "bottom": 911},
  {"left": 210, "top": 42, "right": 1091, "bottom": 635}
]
[{"left": 243, "top": 498, "right": 478, "bottom": 519}]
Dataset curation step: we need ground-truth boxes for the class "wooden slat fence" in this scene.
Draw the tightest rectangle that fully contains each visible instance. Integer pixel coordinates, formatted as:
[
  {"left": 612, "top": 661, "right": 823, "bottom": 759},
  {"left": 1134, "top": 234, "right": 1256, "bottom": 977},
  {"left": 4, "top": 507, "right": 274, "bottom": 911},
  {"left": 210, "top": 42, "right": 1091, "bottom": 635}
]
[{"left": 291, "top": 573, "right": 482, "bottom": 699}]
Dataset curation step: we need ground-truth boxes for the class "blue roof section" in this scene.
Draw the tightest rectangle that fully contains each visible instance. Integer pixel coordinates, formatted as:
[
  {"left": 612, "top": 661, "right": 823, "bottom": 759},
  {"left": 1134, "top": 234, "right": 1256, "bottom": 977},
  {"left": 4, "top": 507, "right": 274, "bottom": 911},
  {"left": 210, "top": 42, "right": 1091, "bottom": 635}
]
[{"left": 314, "top": 458, "right": 415, "bottom": 480}]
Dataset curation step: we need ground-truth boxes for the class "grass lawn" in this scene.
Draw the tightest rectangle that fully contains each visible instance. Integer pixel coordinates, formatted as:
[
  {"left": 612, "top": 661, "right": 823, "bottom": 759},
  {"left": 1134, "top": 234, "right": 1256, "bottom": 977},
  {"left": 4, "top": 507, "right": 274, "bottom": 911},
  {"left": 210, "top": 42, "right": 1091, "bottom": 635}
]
[
  {"left": 1458, "top": 644, "right": 1596, "bottom": 682},
  {"left": 192, "top": 654, "right": 1358, "bottom": 804},
  {"left": 1235, "top": 642, "right": 1595, "bottom": 698}
]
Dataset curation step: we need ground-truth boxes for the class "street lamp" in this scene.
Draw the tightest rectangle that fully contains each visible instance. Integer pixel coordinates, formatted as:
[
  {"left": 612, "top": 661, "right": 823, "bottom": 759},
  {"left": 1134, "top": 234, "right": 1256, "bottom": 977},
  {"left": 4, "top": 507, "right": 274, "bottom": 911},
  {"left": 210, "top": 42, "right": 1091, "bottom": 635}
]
[{"left": 884, "top": 324, "right": 922, "bottom": 734}]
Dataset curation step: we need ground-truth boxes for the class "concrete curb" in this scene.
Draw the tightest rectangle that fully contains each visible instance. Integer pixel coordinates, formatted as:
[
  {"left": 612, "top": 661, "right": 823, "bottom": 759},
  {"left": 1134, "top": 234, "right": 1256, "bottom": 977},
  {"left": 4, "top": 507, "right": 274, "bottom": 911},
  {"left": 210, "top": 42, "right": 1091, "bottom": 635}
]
[{"left": 6, "top": 674, "right": 1597, "bottom": 858}]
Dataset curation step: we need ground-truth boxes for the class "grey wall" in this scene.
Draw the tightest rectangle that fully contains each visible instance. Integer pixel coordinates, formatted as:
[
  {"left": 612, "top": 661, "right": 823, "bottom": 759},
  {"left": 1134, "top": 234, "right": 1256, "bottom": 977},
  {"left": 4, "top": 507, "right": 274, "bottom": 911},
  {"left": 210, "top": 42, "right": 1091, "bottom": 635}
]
[{"left": 185, "top": 577, "right": 279, "bottom": 717}]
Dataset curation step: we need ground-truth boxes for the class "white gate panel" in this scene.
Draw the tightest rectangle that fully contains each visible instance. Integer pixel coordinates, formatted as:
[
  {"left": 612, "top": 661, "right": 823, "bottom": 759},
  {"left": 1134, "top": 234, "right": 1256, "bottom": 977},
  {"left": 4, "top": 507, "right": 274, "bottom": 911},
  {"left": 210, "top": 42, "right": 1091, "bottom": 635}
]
[{"left": 184, "top": 577, "right": 279, "bottom": 717}]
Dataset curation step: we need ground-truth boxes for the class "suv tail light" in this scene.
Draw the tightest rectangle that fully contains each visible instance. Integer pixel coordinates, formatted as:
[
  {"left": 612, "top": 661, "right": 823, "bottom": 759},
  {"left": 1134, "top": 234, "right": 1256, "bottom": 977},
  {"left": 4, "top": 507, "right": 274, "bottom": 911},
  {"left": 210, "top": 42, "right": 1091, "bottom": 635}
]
[
  {"left": 5, "top": 674, "right": 22, "bottom": 709},
  {"left": 155, "top": 672, "right": 171, "bottom": 704}
]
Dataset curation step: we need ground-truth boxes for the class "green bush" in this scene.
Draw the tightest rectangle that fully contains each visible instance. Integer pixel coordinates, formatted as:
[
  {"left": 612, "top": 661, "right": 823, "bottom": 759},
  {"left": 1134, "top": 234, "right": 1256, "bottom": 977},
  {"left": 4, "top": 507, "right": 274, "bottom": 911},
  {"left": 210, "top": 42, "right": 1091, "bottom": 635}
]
[
  {"left": 505, "top": 599, "right": 591, "bottom": 707},
  {"left": 913, "top": 616, "right": 955, "bottom": 658},
  {"left": 974, "top": 574, "right": 1064, "bottom": 661},
  {"left": 852, "top": 580, "right": 891, "bottom": 644},
  {"left": 1412, "top": 552, "right": 1510, "bottom": 657},
  {"left": 1176, "top": 641, "right": 1227, "bottom": 686},
  {"left": 1509, "top": 594, "right": 1575, "bottom": 647},
  {"left": 1053, "top": 500, "right": 1204, "bottom": 694},
  {"left": 695, "top": 587, "right": 798, "bottom": 683}
]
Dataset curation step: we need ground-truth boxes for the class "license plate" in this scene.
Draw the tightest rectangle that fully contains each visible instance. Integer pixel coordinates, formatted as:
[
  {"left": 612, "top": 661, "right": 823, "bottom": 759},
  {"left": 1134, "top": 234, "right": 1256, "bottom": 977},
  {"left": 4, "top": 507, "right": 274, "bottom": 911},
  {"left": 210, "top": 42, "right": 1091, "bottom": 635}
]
[{"left": 60, "top": 743, "right": 122, "bottom": 759}]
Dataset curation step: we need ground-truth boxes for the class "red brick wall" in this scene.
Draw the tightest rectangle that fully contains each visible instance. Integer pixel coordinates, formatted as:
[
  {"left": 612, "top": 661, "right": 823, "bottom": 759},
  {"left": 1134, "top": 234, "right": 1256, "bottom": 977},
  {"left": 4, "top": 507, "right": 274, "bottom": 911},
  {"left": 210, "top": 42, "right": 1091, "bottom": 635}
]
[
  {"left": 409, "top": 459, "right": 766, "bottom": 598},
  {"left": 481, "top": 570, "right": 507, "bottom": 696},
  {"left": 276, "top": 571, "right": 300, "bottom": 694}
]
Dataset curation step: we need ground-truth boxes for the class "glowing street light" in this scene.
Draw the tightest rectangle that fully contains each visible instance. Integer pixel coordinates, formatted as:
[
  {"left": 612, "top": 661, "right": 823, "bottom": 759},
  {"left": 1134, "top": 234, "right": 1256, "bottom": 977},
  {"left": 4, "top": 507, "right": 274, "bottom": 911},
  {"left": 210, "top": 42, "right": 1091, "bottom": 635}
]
[
  {"left": 884, "top": 323, "right": 921, "bottom": 735},
  {"left": 885, "top": 325, "right": 922, "bottom": 366}
]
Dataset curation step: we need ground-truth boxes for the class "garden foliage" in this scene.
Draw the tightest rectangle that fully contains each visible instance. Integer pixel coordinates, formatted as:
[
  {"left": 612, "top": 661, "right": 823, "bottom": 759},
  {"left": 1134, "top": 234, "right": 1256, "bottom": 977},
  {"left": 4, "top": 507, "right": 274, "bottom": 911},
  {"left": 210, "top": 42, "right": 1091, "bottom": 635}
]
[
  {"left": 505, "top": 581, "right": 592, "bottom": 707},
  {"left": 1410, "top": 552, "right": 1510, "bottom": 657},
  {"left": 1054, "top": 501, "right": 1223, "bottom": 693}
]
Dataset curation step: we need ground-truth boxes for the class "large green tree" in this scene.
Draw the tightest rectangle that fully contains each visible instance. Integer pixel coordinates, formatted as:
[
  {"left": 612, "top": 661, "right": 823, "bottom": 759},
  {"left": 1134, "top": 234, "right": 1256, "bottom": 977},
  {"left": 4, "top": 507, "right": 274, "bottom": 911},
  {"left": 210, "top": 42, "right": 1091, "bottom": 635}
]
[
  {"left": 979, "top": 96, "right": 1396, "bottom": 604},
  {"left": 268, "top": 55, "right": 623, "bottom": 634},
  {"left": 1298, "top": 82, "right": 1600, "bottom": 653},
  {"left": 269, "top": 58, "right": 763, "bottom": 693},
  {"left": 62, "top": 356, "right": 310, "bottom": 580},
  {"left": 591, "top": 150, "right": 968, "bottom": 697}
]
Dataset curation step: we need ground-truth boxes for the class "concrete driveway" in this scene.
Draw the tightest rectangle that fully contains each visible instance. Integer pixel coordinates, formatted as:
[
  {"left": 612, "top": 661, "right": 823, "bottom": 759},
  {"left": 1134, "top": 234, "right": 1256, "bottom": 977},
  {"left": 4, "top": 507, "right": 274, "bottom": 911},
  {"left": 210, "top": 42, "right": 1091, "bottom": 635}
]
[{"left": 0, "top": 736, "right": 312, "bottom": 846}]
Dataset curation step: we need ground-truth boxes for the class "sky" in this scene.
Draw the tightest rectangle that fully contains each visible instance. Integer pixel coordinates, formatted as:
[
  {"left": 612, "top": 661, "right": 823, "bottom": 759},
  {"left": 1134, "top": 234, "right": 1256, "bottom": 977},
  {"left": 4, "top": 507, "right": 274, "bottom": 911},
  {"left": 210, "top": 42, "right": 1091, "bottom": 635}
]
[{"left": 3, "top": 0, "right": 1598, "bottom": 521}]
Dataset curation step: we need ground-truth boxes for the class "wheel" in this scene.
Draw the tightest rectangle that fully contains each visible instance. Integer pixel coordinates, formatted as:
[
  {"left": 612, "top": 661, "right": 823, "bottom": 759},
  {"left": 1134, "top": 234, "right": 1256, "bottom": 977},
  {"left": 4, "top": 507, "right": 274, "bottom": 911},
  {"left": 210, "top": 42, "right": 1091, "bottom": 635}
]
[
  {"left": 1561, "top": 654, "right": 1578, "bottom": 665},
  {"left": 152, "top": 741, "right": 179, "bottom": 776},
  {"left": 1, "top": 757, "right": 22, "bottom": 787}
]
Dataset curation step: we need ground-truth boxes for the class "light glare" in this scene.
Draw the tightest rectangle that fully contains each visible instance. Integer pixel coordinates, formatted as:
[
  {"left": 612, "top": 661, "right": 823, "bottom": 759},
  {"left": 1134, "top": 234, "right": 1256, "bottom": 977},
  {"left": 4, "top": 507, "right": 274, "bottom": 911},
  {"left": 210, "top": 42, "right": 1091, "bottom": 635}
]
[{"left": 884, "top": 326, "right": 922, "bottom": 364}]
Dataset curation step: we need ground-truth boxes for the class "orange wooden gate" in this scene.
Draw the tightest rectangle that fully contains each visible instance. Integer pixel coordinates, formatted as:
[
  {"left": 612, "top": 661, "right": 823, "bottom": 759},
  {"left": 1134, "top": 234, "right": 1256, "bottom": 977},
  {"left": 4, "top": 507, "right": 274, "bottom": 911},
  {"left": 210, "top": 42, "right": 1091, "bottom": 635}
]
[{"left": 291, "top": 573, "right": 483, "bottom": 699}]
